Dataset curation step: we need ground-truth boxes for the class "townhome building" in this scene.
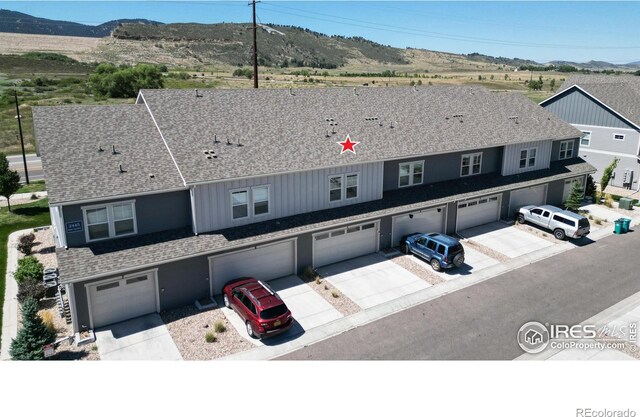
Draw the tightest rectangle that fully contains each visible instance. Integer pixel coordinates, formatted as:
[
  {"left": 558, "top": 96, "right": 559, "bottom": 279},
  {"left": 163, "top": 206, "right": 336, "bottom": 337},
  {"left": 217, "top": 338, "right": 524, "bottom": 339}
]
[
  {"left": 33, "top": 85, "right": 594, "bottom": 332},
  {"left": 541, "top": 75, "right": 640, "bottom": 190}
]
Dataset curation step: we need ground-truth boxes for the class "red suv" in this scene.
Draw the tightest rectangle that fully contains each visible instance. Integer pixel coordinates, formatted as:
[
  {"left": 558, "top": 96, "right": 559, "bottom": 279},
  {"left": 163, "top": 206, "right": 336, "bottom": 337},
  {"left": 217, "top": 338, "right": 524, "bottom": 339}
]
[{"left": 222, "top": 278, "right": 294, "bottom": 339}]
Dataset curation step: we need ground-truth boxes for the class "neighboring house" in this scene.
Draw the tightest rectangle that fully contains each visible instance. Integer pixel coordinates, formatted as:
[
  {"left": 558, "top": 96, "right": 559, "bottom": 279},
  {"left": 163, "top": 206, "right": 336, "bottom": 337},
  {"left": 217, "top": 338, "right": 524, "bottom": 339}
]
[
  {"left": 541, "top": 75, "right": 640, "bottom": 191},
  {"left": 32, "top": 86, "right": 593, "bottom": 332}
]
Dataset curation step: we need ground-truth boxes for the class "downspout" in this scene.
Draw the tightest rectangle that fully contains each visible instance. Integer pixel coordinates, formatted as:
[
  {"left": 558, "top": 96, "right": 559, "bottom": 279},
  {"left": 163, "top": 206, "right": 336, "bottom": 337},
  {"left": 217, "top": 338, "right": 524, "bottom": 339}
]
[{"left": 190, "top": 185, "right": 199, "bottom": 235}]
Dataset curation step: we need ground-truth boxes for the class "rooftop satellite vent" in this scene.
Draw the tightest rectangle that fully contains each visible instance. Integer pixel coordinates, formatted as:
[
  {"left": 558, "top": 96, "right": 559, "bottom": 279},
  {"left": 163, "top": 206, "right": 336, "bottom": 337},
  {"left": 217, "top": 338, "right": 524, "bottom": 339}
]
[
  {"left": 508, "top": 115, "right": 519, "bottom": 124},
  {"left": 98, "top": 146, "right": 104, "bottom": 153},
  {"left": 112, "top": 145, "right": 118, "bottom": 155},
  {"left": 453, "top": 114, "right": 464, "bottom": 118},
  {"left": 203, "top": 150, "right": 209, "bottom": 155},
  {"left": 149, "top": 173, "right": 155, "bottom": 179},
  {"left": 118, "top": 164, "right": 126, "bottom": 174},
  {"left": 206, "top": 155, "right": 213, "bottom": 160}
]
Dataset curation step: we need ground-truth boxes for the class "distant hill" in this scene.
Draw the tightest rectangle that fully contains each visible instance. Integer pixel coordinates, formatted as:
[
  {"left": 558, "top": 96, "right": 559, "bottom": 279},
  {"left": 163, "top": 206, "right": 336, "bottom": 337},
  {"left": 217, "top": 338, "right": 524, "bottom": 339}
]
[
  {"left": 0, "top": 9, "right": 162, "bottom": 37},
  {"left": 463, "top": 52, "right": 539, "bottom": 68}
]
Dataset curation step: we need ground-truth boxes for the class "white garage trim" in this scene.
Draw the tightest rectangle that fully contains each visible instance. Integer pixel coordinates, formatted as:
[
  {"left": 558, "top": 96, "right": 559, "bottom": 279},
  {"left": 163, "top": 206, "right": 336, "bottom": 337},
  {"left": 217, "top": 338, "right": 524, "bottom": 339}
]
[
  {"left": 391, "top": 206, "right": 446, "bottom": 246},
  {"left": 208, "top": 238, "right": 297, "bottom": 296},
  {"left": 85, "top": 268, "right": 159, "bottom": 329},
  {"left": 508, "top": 184, "right": 548, "bottom": 215},
  {"left": 455, "top": 194, "right": 501, "bottom": 231},
  {"left": 312, "top": 220, "right": 380, "bottom": 267}
]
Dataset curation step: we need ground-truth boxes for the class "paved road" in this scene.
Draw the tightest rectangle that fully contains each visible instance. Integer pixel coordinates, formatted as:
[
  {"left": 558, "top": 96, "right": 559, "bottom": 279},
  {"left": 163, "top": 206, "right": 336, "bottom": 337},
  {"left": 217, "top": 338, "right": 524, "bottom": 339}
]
[
  {"left": 279, "top": 231, "right": 640, "bottom": 360},
  {"left": 7, "top": 153, "right": 43, "bottom": 182}
]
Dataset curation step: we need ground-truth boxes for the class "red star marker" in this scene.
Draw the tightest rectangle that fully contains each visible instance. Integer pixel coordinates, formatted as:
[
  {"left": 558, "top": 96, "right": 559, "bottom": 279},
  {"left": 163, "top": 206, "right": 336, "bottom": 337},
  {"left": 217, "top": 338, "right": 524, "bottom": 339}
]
[{"left": 337, "top": 135, "right": 360, "bottom": 154}]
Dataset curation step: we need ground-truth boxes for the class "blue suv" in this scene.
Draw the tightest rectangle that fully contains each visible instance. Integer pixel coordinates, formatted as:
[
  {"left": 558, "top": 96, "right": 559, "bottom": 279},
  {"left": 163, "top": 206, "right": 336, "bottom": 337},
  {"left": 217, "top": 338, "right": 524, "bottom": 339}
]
[{"left": 400, "top": 233, "right": 465, "bottom": 272}]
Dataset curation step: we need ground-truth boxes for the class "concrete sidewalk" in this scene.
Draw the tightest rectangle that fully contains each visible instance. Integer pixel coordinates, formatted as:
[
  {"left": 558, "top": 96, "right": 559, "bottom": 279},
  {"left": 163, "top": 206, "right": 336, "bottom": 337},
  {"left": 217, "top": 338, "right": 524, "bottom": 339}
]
[{"left": 0, "top": 191, "right": 48, "bottom": 208}]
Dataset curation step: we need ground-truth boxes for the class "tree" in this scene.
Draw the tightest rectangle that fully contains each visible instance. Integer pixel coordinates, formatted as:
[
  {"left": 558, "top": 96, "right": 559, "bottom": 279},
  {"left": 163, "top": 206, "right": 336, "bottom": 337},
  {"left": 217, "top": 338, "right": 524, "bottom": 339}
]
[
  {"left": 600, "top": 157, "right": 619, "bottom": 199},
  {"left": 10, "top": 297, "right": 56, "bottom": 360},
  {"left": 585, "top": 174, "right": 597, "bottom": 201},
  {"left": 0, "top": 152, "right": 21, "bottom": 212},
  {"left": 549, "top": 78, "right": 556, "bottom": 91},
  {"left": 89, "top": 63, "right": 164, "bottom": 98},
  {"left": 564, "top": 181, "right": 584, "bottom": 212}
]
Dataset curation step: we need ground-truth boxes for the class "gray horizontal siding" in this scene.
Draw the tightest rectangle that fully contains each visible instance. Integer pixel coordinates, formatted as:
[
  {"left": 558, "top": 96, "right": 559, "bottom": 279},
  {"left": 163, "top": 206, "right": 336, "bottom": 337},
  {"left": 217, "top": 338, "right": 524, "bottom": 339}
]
[
  {"left": 543, "top": 89, "right": 635, "bottom": 129},
  {"left": 502, "top": 140, "right": 552, "bottom": 176},
  {"left": 63, "top": 190, "right": 192, "bottom": 247},
  {"left": 194, "top": 162, "right": 384, "bottom": 233},
  {"left": 383, "top": 147, "right": 502, "bottom": 192}
]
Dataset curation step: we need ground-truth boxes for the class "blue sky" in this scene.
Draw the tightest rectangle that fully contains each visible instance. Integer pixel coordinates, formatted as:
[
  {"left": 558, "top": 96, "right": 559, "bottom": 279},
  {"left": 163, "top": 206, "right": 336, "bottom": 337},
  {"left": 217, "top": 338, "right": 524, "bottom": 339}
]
[{"left": 1, "top": 1, "right": 639, "bottom": 64}]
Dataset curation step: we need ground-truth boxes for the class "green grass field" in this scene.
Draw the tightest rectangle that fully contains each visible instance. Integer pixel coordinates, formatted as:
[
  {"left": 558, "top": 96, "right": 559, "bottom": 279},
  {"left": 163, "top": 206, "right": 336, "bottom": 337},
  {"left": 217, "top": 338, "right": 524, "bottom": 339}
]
[
  {"left": 0, "top": 198, "right": 51, "bottom": 344},
  {"left": 16, "top": 180, "right": 46, "bottom": 194}
]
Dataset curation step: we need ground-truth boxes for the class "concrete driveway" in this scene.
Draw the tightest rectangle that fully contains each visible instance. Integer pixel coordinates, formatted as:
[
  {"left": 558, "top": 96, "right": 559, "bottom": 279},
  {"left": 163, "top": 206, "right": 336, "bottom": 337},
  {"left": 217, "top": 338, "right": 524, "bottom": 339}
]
[
  {"left": 458, "top": 222, "right": 554, "bottom": 259},
  {"left": 222, "top": 275, "right": 343, "bottom": 346},
  {"left": 94, "top": 313, "right": 182, "bottom": 360},
  {"left": 406, "top": 244, "right": 500, "bottom": 281},
  {"left": 317, "top": 253, "right": 430, "bottom": 309}
]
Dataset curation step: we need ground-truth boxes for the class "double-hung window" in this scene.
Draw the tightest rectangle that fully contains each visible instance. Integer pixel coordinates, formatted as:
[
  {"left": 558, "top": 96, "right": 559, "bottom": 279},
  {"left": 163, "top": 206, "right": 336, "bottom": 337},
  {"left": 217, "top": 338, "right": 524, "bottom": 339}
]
[
  {"left": 83, "top": 200, "right": 137, "bottom": 242},
  {"left": 519, "top": 148, "right": 537, "bottom": 169},
  {"left": 580, "top": 131, "right": 591, "bottom": 147},
  {"left": 460, "top": 152, "right": 482, "bottom": 177},
  {"left": 231, "top": 185, "right": 270, "bottom": 220},
  {"left": 398, "top": 161, "right": 424, "bottom": 187},
  {"left": 329, "top": 173, "right": 359, "bottom": 202},
  {"left": 559, "top": 140, "right": 574, "bottom": 160}
]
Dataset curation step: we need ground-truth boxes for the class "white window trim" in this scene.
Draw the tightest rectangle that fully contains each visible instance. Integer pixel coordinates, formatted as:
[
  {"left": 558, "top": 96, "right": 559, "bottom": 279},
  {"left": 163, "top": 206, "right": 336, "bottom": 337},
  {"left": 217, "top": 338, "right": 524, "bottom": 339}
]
[
  {"left": 328, "top": 173, "right": 360, "bottom": 203},
  {"left": 398, "top": 160, "right": 424, "bottom": 188},
  {"left": 580, "top": 131, "right": 591, "bottom": 147},
  {"left": 559, "top": 140, "right": 575, "bottom": 160},
  {"left": 519, "top": 147, "right": 537, "bottom": 169},
  {"left": 230, "top": 188, "right": 250, "bottom": 221},
  {"left": 230, "top": 185, "right": 271, "bottom": 221},
  {"left": 613, "top": 133, "right": 626, "bottom": 141},
  {"left": 82, "top": 200, "right": 137, "bottom": 243},
  {"left": 460, "top": 152, "right": 483, "bottom": 177}
]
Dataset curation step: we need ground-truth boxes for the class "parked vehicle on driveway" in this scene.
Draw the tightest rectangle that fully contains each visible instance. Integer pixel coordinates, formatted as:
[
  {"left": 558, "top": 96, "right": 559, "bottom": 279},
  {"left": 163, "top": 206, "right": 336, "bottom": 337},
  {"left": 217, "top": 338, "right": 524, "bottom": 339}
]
[
  {"left": 400, "top": 232, "right": 465, "bottom": 272},
  {"left": 516, "top": 205, "right": 590, "bottom": 240},
  {"left": 223, "top": 277, "right": 294, "bottom": 339}
]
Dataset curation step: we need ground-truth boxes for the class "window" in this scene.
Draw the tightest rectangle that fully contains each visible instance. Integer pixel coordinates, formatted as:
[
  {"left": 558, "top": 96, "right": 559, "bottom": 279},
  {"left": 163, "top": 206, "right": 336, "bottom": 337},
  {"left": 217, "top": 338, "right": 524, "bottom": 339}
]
[
  {"left": 96, "top": 282, "right": 119, "bottom": 291},
  {"left": 398, "top": 161, "right": 424, "bottom": 187},
  {"left": 426, "top": 240, "right": 437, "bottom": 251},
  {"left": 531, "top": 208, "right": 543, "bottom": 215},
  {"left": 329, "top": 173, "right": 359, "bottom": 202},
  {"left": 82, "top": 200, "right": 137, "bottom": 242},
  {"left": 252, "top": 186, "right": 269, "bottom": 216},
  {"left": 461, "top": 152, "right": 482, "bottom": 176},
  {"left": 329, "top": 175, "right": 343, "bottom": 202},
  {"left": 436, "top": 245, "right": 446, "bottom": 255},
  {"left": 613, "top": 133, "right": 625, "bottom": 141},
  {"left": 559, "top": 140, "right": 574, "bottom": 160},
  {"left": 231, "top": 185, "right": 271, "bottom": 220},
  {"left": 580, "top": 131, "right": 591, "bottom": 147},
  {"left": 519, "top": 148, "right": 537, "bottom": 169},
  {"left": 231, "top": 190, "right": 249, "bottom": 219}
]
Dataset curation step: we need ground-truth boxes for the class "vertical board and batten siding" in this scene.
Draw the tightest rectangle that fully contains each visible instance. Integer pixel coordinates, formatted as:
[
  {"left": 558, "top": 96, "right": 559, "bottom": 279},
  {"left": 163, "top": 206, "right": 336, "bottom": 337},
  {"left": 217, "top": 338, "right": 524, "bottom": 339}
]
[
  {"left": 501, "top": 140, "right": 553, "bottom": 176},
  {"left": 543, "top": 89, "right": 636, "bottom": 130},
  {"left": 194, "top": 162, "right": 384, "bottom": 233}
]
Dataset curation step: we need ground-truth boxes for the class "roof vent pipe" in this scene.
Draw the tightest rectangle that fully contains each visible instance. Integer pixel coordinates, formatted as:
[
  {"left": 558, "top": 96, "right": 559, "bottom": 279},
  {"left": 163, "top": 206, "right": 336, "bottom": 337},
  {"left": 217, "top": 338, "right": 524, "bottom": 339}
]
[
  {"left": 289, "top": 88, "right": 294, "bottom": 96},
  {"left": 118, "top": 164, "right": 125, "bottom": 173},
  {"left": 413, "top": 85, "right": 418, "bottom": 92},
  {"left": 227, "top": 137, "right": 232, "bottom": 146},
  {"left": 112, "top": 145, "right": 118, "bottom": 155},
  {"left": 390, "top": 121, "right": 394, "bottom": 129},
  {"left": 326, "top": 130, "right": 330, "bottom": 138},
  {"left": 214, "top": 134, "right": 219, "bottom": 144},
  {"left": 195, "top": 89, "right": 202, "bottom": 98},
  {"left": 237, "top": 138, "right": 243, "bottom": 147},
  {"left": 98, "top": 146, "right": 104, "bottom": 153},
  {"left": 353, "top": 87, "right": 358, "bottom": 96}
]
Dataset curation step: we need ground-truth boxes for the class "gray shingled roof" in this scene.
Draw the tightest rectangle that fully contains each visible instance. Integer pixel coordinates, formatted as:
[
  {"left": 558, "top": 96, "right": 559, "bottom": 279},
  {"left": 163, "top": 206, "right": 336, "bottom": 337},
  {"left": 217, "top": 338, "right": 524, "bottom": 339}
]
[
  {"left": 56, "top": 158, "right": 594, "bottom": 283},
  {"left": 33, "top": 105, "right": 185, "bottom": 205},
  {"left": 140, "top": 86, "right": 582, "bottom": 184},
  {"left": 557, "top": 75, "right": 640, "bottom": 127}
]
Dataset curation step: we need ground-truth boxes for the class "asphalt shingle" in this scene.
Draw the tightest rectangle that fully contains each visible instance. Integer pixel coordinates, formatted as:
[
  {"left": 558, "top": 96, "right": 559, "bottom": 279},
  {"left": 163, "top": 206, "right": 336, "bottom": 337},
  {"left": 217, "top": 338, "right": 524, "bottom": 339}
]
[
  {"left": 140, "top": 86, "right": 582, "bottom": 184},
  {"left": 56, "top": 158, "right": 594, "bottom": 283},
  {"left": 32, "top": 105, "right": 185, "bottom": 205}
]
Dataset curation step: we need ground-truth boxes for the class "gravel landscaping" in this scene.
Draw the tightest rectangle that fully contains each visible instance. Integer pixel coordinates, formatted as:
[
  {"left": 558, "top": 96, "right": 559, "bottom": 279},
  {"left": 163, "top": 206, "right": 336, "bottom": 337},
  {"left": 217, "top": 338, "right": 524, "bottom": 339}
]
[
  {"left": 459, "top": 238, "right": 509, "bottom": 263},
  {"left": 387, "top": 252, "right": 445, "bottom": 285},
  {"left": 161, "top": 305, "right": 252, "bottom": 360},
  {"left": 300, "top": 272, "right": 361, "bottom": 317},
  {"left": 511, "top": 222, "right": 562, "bottom": 244}
]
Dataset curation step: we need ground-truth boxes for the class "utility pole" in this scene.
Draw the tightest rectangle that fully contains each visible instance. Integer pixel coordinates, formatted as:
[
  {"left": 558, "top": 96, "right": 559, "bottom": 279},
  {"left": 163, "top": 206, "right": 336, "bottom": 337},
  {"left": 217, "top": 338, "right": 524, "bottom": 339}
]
[
  {"left": 249, "top": 0, "right": 259, "bottom": 88},
  {"left": 14, "top": 89, "right": 29, "bottom": 184}
]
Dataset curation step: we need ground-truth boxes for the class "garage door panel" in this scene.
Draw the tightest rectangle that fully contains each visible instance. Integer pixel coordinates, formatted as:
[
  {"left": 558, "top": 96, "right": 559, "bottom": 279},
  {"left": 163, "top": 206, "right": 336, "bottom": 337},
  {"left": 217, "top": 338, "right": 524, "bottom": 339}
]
[
  {"left": 210, "top": 240, "right": 295, "bottom": 295},
  {"left": 314, "top": 222, "right": 378, "bottom": 268},
  {"left": 509, "top": 185, "right": 547, "bottom": 214},
  {"left": 456, "top": 195, "right": 500, "bottom": 231},
  {"left": 392, "top": 208, "right": 445, "bottom": 246},
  {"left": 89, "top": 273, "right": 157, "bottom": 328}
]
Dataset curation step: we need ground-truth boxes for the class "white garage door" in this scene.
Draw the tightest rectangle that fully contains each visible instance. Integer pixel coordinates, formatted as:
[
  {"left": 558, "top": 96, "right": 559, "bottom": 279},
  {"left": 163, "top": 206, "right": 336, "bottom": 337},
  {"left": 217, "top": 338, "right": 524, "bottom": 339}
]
[
  {"left": 509, "top": 185, "right": 547, "bottom": 214},
  {"left": 88, "top": 270, "right": 157, "bottom": 329},
  {"left": 314, "top": 222, "right": 378, "bottom": 267},
  {"left": 210, "top": 239, "right": 295, "bottom": 294},
  {"left": 392, "top": 207, "right": 445, "bottom": 246},
  {"left": 456, "top": 195, "right": 501, "bottom": 231}
]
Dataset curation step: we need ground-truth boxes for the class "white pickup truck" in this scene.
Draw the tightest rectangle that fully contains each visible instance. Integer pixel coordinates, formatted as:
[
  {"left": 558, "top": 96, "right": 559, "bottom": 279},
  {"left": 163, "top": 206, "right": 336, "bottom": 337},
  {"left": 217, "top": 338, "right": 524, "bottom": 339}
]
[{"left": 516, "top": 205, "right": 590, "bottom": 240}]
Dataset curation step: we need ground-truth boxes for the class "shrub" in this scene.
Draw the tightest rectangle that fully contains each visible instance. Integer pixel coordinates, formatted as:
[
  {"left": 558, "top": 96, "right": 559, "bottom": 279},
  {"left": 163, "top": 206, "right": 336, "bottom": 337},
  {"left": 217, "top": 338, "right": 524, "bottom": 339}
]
[
  {"left": 17, "top": 233, "right": 36, "bottom": 255},
  {"left": 39, "top": 310, "right": 56, "bottom": 334},
  {"left": 205, "top": 332, "right": 217, "bottom": 343},
  {"left": 600, "top": 158, "right": 619, "bottom": 198},
  {"left": 595, "top": 219, "right": 602, "bottom": 225},
  {"left": 14, "top": 256, "right": 44, "bottom": 283},
  {"left": 17, "top": 279, "right": 45, "bottom": 303},
  {"left": 331, "top": 291, "right": 339, "bottom": 298},
  {"left": 10, "top": 297, "right": 56, "bottom": 360},
  {"left": 30, "top": 193, "right": 38, "bottom": 200},
  {"left": 214, "top": 321, "right": 226, "bottom": 333}
]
